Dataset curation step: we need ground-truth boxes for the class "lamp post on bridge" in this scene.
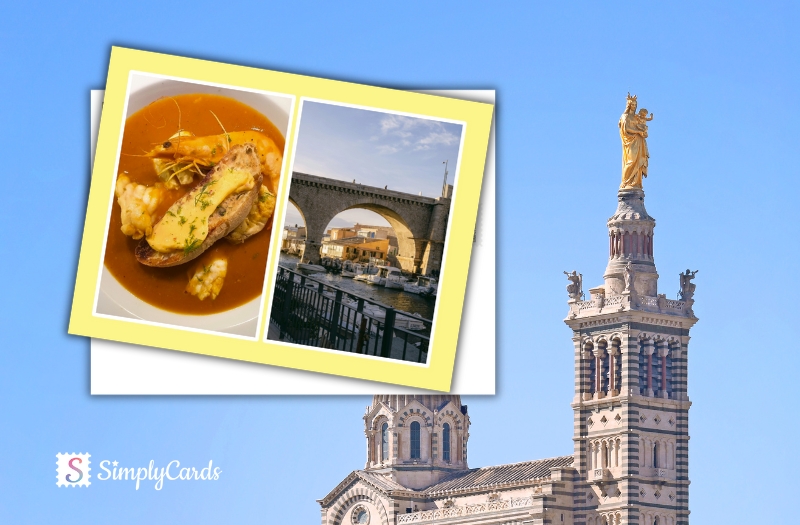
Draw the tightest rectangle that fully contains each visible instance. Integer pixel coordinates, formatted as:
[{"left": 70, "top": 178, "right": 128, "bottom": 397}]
[{"left": 441, "top": 160, "right": 449, "bottom": 197}]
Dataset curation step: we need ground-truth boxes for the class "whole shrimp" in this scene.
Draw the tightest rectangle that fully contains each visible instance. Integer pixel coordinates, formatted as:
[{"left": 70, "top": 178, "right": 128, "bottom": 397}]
[{"left": 146, "top": 130, "right": 282, "bottom": 194}]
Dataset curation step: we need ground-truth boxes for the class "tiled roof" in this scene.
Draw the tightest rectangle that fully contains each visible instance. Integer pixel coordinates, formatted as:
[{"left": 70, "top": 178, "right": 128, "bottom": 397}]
[
  {"left": 325, "top": 455, "right": 576, "bottom": 504},
  {"left": 356, "top": 471, "right": 414, "bottom": 492},
  {"left": 423, "top": 456, "right": 575, "bottom": 494}
]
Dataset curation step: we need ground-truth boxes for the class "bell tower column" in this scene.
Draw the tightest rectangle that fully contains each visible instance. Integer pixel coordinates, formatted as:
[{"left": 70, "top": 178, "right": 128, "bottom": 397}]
[{"left": 566, "top": 187, "right": 698, "bottom": 525}]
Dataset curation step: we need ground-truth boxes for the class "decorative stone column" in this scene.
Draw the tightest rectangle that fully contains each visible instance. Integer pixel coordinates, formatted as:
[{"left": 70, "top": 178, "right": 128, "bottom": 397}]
[
  {"left": 582, "top": 344, "right": 595, "bottom": 401},
  {"left": 365, "top": 432, "right": 372, "bottom": 468},
  {"left": 621, "top": 332, "right": 640, "bottom": 396}
]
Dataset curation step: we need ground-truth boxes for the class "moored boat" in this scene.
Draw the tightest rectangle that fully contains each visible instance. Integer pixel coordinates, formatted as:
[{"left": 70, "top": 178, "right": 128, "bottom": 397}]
[
  {"left": 353, "top": 264, "right": 378, "bottom": 282},
  {"left": 403, "top": 275, "right": 438, "bottom": 296},
  {"left": 341, "top": 260, "right": 364, "bottom": 278},
  {"left": 382, "top": 267, "right": 407, "bottom": 289},
  {"left": 366, "top": 266, "right": 404, "bottom": 286}
]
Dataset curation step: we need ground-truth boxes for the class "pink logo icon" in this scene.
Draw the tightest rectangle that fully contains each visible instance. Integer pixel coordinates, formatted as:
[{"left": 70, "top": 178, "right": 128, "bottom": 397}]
[{"left": 56, "top": 453, "right": 91, "bottom": 487}]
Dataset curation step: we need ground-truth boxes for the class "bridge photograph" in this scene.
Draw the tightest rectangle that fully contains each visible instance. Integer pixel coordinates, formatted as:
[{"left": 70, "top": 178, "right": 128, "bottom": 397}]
[{"left": 267, "top": 100, "right": 465, "bottom": 361}]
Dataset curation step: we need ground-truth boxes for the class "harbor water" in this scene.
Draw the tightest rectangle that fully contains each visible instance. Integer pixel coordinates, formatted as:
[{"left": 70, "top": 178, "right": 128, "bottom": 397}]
[{"left": 278, "top": 253, "right": 437, "bottom": 320}]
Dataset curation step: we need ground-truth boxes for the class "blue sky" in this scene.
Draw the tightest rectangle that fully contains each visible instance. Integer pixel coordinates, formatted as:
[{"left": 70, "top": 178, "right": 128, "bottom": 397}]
[
  {"left": 285, "top": 102, "right": 463, "bottom": 229},
  {"left": 2, "top": 2, "right": 800, "bottom": 524}
]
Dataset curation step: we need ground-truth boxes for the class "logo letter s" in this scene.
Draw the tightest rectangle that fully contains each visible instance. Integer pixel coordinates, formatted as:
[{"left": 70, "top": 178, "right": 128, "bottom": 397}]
[{"left": 66, "top": 457, "right": 83, "bottom": 483}]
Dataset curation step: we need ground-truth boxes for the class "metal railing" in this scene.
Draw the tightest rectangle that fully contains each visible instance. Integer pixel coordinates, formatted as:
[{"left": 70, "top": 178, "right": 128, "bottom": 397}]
[{"left": 269, "top": 266, "right": 431, "bottom": 363}]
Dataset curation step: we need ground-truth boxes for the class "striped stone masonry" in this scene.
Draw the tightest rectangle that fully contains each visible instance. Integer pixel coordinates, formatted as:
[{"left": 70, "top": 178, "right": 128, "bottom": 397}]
[
  {"left": 320, "top": 182, "right": 699, "bottom": 525},
  {"left": 564, "top": 186, "right": 698, "bottom": 525}
]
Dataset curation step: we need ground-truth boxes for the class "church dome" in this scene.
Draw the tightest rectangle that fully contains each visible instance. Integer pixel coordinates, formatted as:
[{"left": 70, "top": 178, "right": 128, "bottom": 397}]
[{"left": 371, "top": 395, "right": 467, "bottom": 414}]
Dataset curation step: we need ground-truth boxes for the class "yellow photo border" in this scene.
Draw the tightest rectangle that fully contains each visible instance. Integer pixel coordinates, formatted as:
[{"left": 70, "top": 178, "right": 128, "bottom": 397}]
[{"left": 69, "top": 47, "right": 493, "bottom": 391}]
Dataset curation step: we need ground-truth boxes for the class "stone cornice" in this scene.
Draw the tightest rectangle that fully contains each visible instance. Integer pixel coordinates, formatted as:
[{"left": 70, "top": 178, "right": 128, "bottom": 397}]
[
  {"left": 292, "top": 172, "right": 440, "bottom": 206},
  {"left": 565, "top": 309, "right": 698, "bottom": 332}
]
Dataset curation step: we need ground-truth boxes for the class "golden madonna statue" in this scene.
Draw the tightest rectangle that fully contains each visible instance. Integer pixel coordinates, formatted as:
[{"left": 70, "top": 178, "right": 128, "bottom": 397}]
[{"left": 619, "top": 93, "right": 653, "bottom": 189}]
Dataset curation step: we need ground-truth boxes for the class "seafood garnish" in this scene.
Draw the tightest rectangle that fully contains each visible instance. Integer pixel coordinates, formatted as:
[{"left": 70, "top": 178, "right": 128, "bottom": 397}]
[
  {"left": 115, "top": 175, "right": 163, "bottom": 240},
  {"left": 185, "top": 258, "right": 228, "bottom": 300},
  {"left": 146, "top": 130, "right": 282, "bottom": 193}
]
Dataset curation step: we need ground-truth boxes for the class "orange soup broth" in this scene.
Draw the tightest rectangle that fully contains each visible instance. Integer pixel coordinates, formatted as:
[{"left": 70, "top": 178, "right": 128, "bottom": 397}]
[{"left": 103, "top": 94, "right": 283, "bottom": 315}]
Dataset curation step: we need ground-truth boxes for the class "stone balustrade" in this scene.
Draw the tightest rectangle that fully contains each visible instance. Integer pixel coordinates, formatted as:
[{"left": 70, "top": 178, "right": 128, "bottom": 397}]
[
  {"left": 396, "top": 497, "right": 534, "bottom": 523},
  {"left": 570, "top": 294, "right": 687, "bottom": 318}
]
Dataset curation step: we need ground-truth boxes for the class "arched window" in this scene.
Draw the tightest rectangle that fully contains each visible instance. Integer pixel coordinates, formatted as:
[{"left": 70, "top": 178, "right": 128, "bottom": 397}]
[
  {"left": 600, "top": 347, "right": 610, "bottom": 394},
  {"left": 410, "top": 421, "right": 421, "bottom": 459},
  {"left": 442, "top": 423, "right": 451, "bottom": 462},
  {"left": 639, "top": 344, "right": 649, "bottom": 395},
  {"left": 381, "top": 422, "right": 389, "bottom": 461},
  {"left": 653, "top": 442, "right": 659, "bottom": 468}
]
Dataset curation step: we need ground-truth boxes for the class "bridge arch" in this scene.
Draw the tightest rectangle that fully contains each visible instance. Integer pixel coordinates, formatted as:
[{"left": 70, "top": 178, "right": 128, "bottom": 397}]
[{"left": 288, "top": 173, "right": 450, "bottom": 275}]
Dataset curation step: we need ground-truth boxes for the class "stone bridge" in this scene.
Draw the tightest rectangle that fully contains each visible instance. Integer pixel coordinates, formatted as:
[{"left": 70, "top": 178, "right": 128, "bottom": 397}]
[{"left": 288, "top": 172, "right": 451, "bottom": 275}]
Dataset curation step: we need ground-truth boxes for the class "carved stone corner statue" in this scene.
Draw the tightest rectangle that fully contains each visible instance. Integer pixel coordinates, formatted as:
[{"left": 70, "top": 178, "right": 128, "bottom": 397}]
[
  {"left": 623, "top": 262, "right": 635, "bottom": 294},
  {"left": 657, "top": 293, "right": 667, "bottom": 310},
  {"left": 679, "top": 269, "right": 698, "bottom": 301},
  {"left": 564, "top": 270, "right": 583, "bottom": 301},
  {"left": 619, "top": 93, "right": 653, "bottom": 190},
  {"left": 679, "top": 269, "right": 698, "bottom": 317}
]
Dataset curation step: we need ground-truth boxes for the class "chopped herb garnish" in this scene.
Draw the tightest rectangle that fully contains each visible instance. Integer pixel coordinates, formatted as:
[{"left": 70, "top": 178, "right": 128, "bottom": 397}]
[
  {"left": 166, "top": 211, "right": 176, "bottom": 217},
  {"left": 182, "top": 235, "right": 202, "bottom": 255},
  {"left": 211, "top": 147, "right": 216, "bottom": 156},
  {"left": 194, "top": 179, "right": 218, "bottom": 210},
  {"left": 179, "top": 215, "right": 187, "bottom": 226}
]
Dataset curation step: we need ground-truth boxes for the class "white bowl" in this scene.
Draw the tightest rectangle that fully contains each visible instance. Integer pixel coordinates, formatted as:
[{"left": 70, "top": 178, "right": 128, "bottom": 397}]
[{"left": 96, "top": 72, "right": 292, "bottom": 337}]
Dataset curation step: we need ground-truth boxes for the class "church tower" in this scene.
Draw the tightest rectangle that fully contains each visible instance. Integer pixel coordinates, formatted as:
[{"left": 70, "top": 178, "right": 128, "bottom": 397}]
[
  {"left": 319, "top": 96, "right": 697, "bottom": 525},
  {"left": 363, "top": 395, "right": 470, "bottom": 490},
  {"left": 564, "top": 187, "right": 697, "bottom": 524}
]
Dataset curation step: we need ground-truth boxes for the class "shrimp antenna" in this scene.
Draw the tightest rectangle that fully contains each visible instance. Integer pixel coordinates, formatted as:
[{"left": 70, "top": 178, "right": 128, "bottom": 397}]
[
  {"left": 168, "top": 97, "right": 183, "bottom": 151},
  {"left": 209, "top": 110, "right": 230, "bottom": 153}
]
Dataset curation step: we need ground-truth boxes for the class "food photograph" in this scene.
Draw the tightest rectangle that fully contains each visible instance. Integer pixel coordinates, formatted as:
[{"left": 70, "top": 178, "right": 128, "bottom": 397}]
[{"left": 95, "top": 74, "right": 293, "bottom": 336}]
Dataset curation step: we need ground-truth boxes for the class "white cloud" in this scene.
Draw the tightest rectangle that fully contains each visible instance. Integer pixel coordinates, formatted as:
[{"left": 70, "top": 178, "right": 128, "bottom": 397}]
[
  {"left": 377, "top": 144, "right": 400, "bottom": 155},
  {"left": 415, "top": 130, "right": 460, "bottom": 150},
  {"left": 380, "top": 115, "right": 403, "bottom": 132},
  {"left": 377, "top": 115, "right": 461, "bottom": 154}
]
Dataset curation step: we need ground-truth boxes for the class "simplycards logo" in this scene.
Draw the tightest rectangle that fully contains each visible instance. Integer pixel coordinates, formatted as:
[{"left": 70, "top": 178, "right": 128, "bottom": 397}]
[
  {"left": 56, "top": 453, "right": 91, "bottom": 487},
  {"left": 55, "top": 452, "right": 221, "bottom": 490}
]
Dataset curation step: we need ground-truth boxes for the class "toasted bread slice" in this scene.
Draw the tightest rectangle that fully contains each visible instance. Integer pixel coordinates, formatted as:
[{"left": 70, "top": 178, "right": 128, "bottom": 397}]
[
  {"left": 135, "top": 145, "right": 262, "bottom": 267},
  {"left": 226, "top": 185, "right": 276, "bottom": 244}
]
